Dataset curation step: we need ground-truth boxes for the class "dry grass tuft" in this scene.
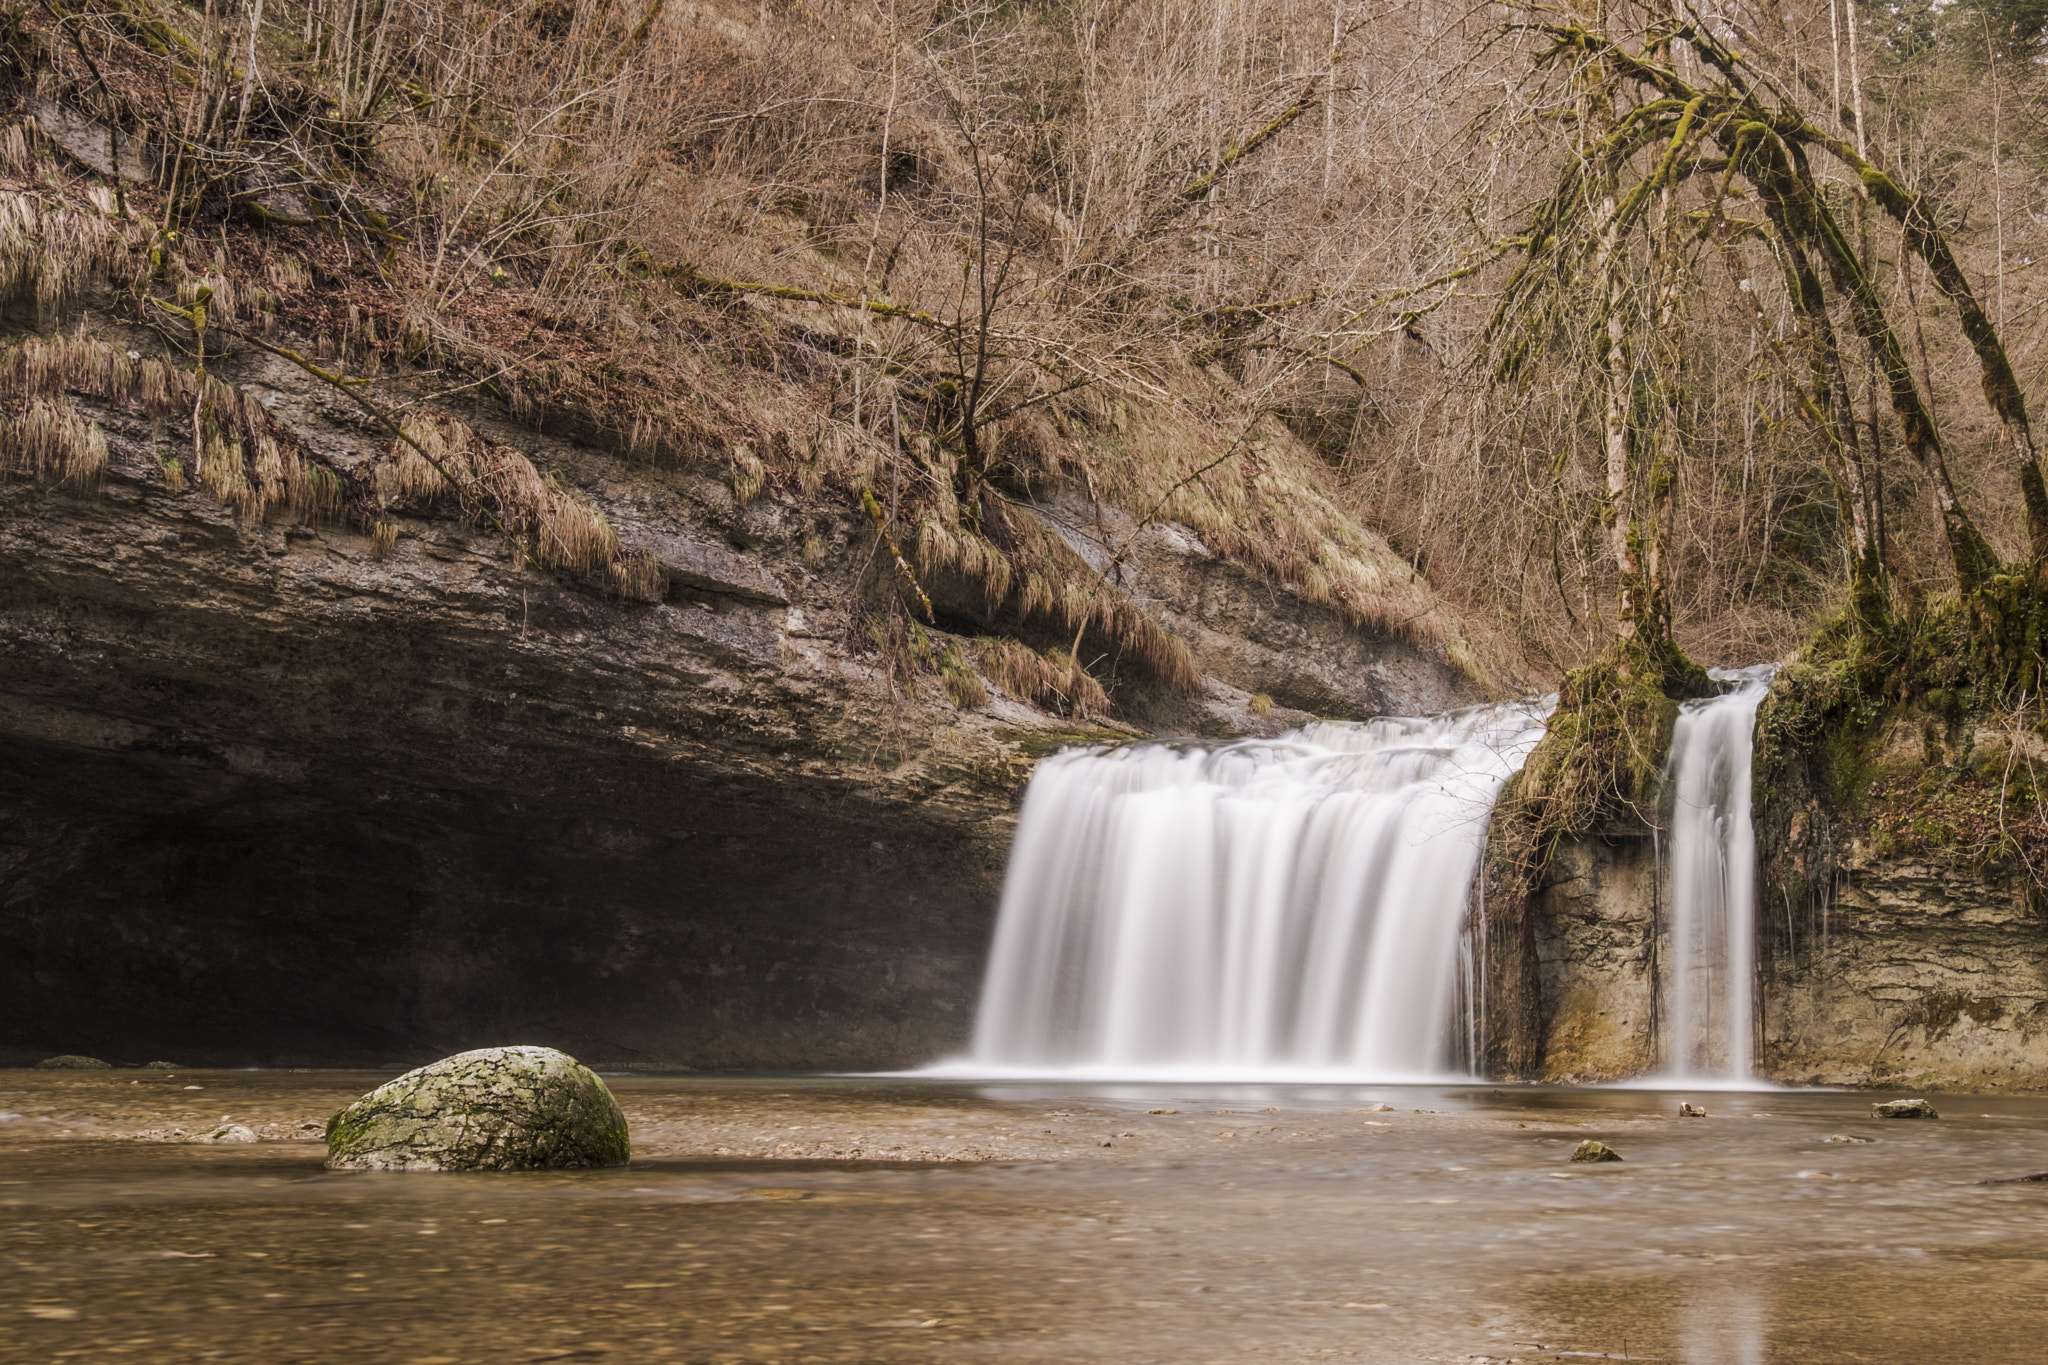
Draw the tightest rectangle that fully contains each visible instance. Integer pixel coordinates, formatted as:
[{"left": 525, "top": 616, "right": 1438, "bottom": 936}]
[
  {"left": 368, "top": 520, "right": 400, "bottom": 557},
  {"left": 912, "top": 493, "right": 1200, "bottom": 695},
  {"left": 605, "top": 549, "right": 666, "bottom": 602},
  {"left": 1, "top": 396, "right": 107, "bottom": 484},
  {"left": 977, "top": 637, "right": 1111, "bottom": 718},
  {"left": 1008, "top": 508, "right": 1203, "bottom": 694},
  {"left": 730, "top": 443, "right": 767, "bottom": 505},
  {"left": 940, "top": 644, "right": 990, "bottom": 710},
  {"left": 383, "top": 414, "right": 663, "bottom": 599},
  {"left": 863, "top": 611, "right": 992, "bottom": 711},
  {"left": 0, "top": 120, "right": 34, "bottom": 177},
  {"left": 3, "top": 331, "right": 345, "bottom": 521},
  {"left": 0, "top": 190, "right": 138, "bottom": 318}
]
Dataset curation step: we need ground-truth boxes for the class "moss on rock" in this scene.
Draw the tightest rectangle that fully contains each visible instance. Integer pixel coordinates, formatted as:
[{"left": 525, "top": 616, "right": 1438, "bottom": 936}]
[
  {"left": 324, "top": 1045, "right": 630, "bottom": 1172},
  {"left": 1477, "top": 637, "right": 1707, "bottom": 1079}
]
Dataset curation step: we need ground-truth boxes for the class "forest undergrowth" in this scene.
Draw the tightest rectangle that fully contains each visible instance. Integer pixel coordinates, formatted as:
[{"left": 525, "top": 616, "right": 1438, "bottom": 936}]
[{"left": 7, "top": 0, "right": 2048, "bottom": 731}]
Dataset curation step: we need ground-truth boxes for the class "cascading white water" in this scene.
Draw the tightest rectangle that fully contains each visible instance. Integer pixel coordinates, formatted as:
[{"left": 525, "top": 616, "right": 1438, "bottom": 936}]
[
  {"left": 1661, "top": 665, "right": 1774, "bottom": 1081},
  {"left": 957, "top": 701, "right": 1551, "bottom": 1080}
]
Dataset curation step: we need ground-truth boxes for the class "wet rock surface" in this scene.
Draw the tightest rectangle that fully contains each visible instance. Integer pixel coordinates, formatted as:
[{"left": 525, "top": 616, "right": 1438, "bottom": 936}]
[
  {"left": 1569, "top": 1139, "right": 1623, "bottom": 1162},
  {"left": 1498, "top": 808, "right": 2048, "bottom": 1089},
  {"left": 1873, "top": 1099, "right": 1940, "bottom": 1119},
  {"left": 198, "top": 1123, "right": 258, "bottom": 1143},
  {"left": 1511, "top": 830, "right": 1661, "bottom": 1083},
  {"left": 35, "top": 1056, "right": 110, "bottom": 1070},
  {"left": 325, "top": 1046, "right": 630, "bottom": 1172},
  {"left": 1757, "top": 847, "right": 2048, "bottom": 1089}
]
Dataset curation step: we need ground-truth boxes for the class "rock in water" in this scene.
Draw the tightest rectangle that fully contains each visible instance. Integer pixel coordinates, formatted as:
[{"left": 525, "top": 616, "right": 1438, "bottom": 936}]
[
  {"left": 35, "top": 1055, "right": 111, "bottom": 1069},
  {"left": 1570, "top": 1140, "right": 1623, "bottom": 1163},
  {"left": 1872, "top": 1098, "right": 1939, "bottom": 1120},
  {"left": 199, "top": 1123, "right": 258, "bottom": 1143},
  {"left": 324, "top": 1046, "right": 630, "bottom": 1172}
]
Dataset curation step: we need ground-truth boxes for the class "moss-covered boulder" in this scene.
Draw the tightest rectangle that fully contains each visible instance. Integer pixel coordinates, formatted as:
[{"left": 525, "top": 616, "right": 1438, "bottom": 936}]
[
  {"left": 324, "top": 1046, "right": 631, "bottom": 1172},
  {"left": 1570, "top": 1139, "right": 1623, "bottom": 1163},
  {"left": 35, "top": 1055, "right": 111, "bottom": 1069}
]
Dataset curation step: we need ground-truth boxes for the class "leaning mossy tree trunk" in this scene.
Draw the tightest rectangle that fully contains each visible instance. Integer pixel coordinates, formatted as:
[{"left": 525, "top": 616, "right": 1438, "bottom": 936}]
[
  {"left": 1493, "top": 8, "right": 2048, "bottom": 693},
  {"left": 1473, "top": 6, "right": 2048, "bottom": 1077}
]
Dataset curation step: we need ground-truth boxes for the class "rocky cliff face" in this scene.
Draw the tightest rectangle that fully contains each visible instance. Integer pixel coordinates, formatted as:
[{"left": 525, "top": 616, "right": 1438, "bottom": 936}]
[
  {"left": 1758, "top": 848, "right": 2048, "bottom": 1089},
  {"left": 1491, "top": 689, "right": 2048, "bottom": 1090},
  {"left": 0, "top": 313, "right": 1479, "bottom": 1070},
  {"left": 1519, "top": 830, "right": 1662, "bottom": 1083},
  {"left": 1752, "top": 700, "right": 2048, "bottom": 1091}
]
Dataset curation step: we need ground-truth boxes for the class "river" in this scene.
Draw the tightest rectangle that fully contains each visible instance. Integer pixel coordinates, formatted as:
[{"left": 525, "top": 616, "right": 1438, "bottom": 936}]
[{"left": 6, "top": 1070, "right": 2047, "bottom": 1362}]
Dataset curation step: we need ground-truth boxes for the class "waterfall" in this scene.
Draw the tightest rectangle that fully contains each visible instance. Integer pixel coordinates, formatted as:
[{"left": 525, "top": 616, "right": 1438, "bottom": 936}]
[
  {"left": 1661, "top": 665, "right": 1773, "bottom": 1081},
  {"left": 957, "top": 701, "right": 1551, "bottom": 1081}
]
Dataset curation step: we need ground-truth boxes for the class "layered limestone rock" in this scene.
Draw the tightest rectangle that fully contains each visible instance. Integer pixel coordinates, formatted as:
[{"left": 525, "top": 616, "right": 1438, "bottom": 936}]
[
  {"left": 1524, "top": 832, "right": 1661, "bottom": 1083},
  {"left": 325, "top": 1046, "right": 630, "bottom": 1171},
  {"left": 1758, "top": 846, "right": 2048, "bottom": 1089},
  {"left": 1483, "top": 678, "right": 2048, "bottom": 1090},
  {"left": 0, "top": 315, "right": 1479, "bottom": 1071},
  {"left": 1495, "top": 819, "right": 2048, "bottom": 1088}
]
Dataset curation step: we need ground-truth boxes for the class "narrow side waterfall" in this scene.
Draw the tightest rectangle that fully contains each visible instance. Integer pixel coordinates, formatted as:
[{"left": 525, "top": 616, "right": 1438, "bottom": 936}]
[
  {"left": 1662, "top": 666, "right": 1773, "bottom": 1081},
  {"left": 960, "top": 702, "right": 1551, "bottom": 1080}
]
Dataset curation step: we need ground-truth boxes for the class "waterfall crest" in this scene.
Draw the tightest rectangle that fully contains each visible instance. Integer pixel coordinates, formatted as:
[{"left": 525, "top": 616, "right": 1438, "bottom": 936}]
[
  {"left": 957, "top": 702, "right": 1551, "bottom": 1080},
  {"left": 1662, "top": 665, "right": 1773, "bottom": 1081}
]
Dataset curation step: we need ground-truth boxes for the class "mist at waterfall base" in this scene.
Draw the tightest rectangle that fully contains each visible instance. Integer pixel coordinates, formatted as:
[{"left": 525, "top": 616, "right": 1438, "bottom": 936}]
[{"left": 931, "top": 671, "right": 1776, "bottom": 1087}]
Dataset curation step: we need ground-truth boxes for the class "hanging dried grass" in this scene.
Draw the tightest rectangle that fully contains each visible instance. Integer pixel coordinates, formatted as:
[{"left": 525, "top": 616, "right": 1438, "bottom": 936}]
[
  {"left": 1, "top": 397, "right": 107, "bottom": 484},
  {"left": 376, "top": 412, "right": 662, "bottom": 597},
  {"left": 730, "top": 442, "right": 766, "bottom": 504},
  {"left": 0, "top": 120, "right": 34, "bottom": 177},
  {"left": 0, "top": 191, "right": 137, "bottom": 317},
  {"left": 999, "top": 510, "right": 1202, "bottom": 694},
  {"left": 977, "top": 637, "right": 1110, "bottom": 717},
  {"left": 2, "top": 332, "right": 354, "bottom": 524}
]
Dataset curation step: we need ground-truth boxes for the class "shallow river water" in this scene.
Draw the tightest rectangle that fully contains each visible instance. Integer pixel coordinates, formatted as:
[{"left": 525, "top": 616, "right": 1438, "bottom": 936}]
[{"left": 5, "top": 1072, "right": 2047, "bottom": 1363}]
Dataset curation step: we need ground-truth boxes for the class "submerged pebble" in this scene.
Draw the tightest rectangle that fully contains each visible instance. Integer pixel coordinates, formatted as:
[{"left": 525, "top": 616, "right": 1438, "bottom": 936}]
[{"left": 199, "top": 1124, "right": 259, "bottom": 1143}]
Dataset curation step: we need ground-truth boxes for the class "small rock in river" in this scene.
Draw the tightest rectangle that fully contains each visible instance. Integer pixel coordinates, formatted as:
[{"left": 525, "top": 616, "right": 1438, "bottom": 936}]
[
  {"left": 199, "top": 1124, "right": 259, "bottom": 1143},
  {"left": 1823, "top": 1134, "right": 1872, "bottom": 1144},
  {"left": 35, "top": 1055, "right": 111, "bottom": 1069},
  {"left": 1361, "top": 1103, "right": 1396, "bottom": 1113},
  {"left": 1872, "top": 1099, "right": 1939, "bottom": 1120},
  {"left": 1570, "top": 1140, "right": 1623, "bottom": 1163},
  {"left": 324, "top": 1045, "right": 630, "bottom": 1172},
  {"left": 143, "top": 1061, "right": 182, "bottom": 1070},
  {"left": 1679, "top": 1102, "right": 1707, "bottom": 1118}
]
